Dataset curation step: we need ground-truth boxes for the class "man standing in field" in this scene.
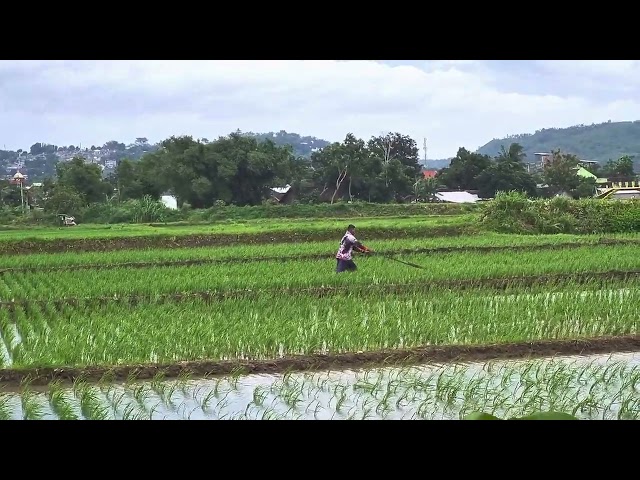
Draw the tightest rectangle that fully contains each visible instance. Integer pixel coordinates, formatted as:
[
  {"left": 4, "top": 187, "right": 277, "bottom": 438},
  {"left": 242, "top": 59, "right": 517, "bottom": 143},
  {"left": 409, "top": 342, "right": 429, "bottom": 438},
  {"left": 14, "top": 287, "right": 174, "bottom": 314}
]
[{"left": 335, "top": 224, "right": 372, "bottom": 273}]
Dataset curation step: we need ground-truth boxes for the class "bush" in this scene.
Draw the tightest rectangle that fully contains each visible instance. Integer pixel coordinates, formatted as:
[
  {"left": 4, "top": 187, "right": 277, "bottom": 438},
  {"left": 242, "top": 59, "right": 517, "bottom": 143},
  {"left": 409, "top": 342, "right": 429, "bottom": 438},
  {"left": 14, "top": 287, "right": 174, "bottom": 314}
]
[
  {"left": 481, "top": 191, "right": 640, "bottom": 234},
  {"left": 81, "top": 196, "right": 183, "bottom": 224}
]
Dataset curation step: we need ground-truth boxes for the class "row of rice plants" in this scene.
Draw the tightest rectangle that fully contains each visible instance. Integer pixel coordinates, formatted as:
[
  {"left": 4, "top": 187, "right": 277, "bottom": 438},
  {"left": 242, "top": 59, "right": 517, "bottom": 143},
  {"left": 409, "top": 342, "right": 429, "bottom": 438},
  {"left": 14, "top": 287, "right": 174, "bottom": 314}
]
[
  {"left": 1, "top": 282, "right": 639, "bottom": 368},
  {"left": 2, "top": 244, "right": 640, "bottom": 302},
  {"left": 0, "top": 214, "right": 474, "bottom": 242},
  {"left": 1, "top": 354, "right": 638, "bottom": 419},
  {"left": 1, "top": 232, "right": 639, "bottom": 271}
]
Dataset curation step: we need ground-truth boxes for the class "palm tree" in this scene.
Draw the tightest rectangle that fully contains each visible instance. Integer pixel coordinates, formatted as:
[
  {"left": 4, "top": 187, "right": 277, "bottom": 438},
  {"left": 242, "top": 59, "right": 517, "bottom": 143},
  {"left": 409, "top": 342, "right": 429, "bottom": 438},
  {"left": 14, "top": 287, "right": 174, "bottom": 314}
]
[{"left": 497, "top": 143, "right": 527, "bottom": 165}]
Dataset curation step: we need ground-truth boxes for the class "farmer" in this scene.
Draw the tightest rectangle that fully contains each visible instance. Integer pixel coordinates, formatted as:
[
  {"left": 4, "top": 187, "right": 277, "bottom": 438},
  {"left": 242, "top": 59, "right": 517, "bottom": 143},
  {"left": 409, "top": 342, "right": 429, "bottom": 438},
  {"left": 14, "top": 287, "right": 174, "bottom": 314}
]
[{"left": 335, "top": 224, "right": 372, "bottom": 273}]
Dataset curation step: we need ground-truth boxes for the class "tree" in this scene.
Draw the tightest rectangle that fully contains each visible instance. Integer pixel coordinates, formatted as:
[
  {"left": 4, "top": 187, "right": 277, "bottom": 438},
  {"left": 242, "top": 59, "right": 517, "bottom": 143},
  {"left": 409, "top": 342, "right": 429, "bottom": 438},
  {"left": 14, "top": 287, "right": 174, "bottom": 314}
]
[
  {"left": 103, "top": 140, "right": 126, "bottom": 151},
  {"left": 133, "top": 133, "right": 304, "bottom": 208},
  {"left": 0, "top": 181, "right": 22, "bottom": 207},
  {"left": 366, "top": 132, "right": 422, "bottom": 202},
  {"left": 476, "top": 143, "right": 538, "bottom": 198},
  {"left": 574, "top": 177, "right": 597, "bottom": 198},
  {"left": 310, "top": 139, "right": 353, "bottom": 204},
  {"left": 114, "top": 159, "right": 145, "bottom": 200},
  {"left": 43, "top": 185, "right": 84, "bottom": 214},
  {"left": 413, "top": 177, "right": 438, "bottom": 202},
  {"left": 602, "top": 155, "right": 635, "bottom": 177},
  {"left": 543, "top": 150, "right": 581, "bottom": 196},
  {"left": 135, "top": 137, "right": 149, "bottom": 146},
  {"left": 56, "top": 157, "right": 113, "bottom": 204},
  {"left": 437, "top": 148, "right": 492, "bottom": 190}
]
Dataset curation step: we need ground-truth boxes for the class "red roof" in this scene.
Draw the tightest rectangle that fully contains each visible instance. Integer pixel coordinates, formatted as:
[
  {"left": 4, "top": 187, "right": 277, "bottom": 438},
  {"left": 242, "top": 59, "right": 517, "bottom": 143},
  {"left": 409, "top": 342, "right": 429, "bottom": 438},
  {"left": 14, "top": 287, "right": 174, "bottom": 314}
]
[{"left": 422, "top": 169, "right": 437, "bottom": 178}]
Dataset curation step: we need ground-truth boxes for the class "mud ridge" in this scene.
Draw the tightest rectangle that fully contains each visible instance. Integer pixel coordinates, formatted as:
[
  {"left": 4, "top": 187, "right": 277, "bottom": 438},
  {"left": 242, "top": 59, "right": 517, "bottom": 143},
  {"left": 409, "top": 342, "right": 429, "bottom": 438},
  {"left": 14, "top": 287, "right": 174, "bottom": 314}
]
[
  {"left": 2, "top": 334, "right": 640, "bottom": 387},
  {"left": 2, "top": 269, "right": 640, "bottom": 310},
  {"left": 0, "top": 237, "right": 634, "bottom": 275},
  {"left": 0, "top": 226, "right": 473, "bottom": 256}
]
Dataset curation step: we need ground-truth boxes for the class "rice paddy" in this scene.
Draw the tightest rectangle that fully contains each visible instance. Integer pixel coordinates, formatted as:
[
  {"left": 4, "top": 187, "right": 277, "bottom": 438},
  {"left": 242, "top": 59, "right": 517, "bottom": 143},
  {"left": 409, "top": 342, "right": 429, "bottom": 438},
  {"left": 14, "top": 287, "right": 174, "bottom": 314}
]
[
  {"left": 1, "top": 212, "right": 639, "bottom": 420},
  {"left": 2, "top": 353, "right": 639, "bottom": 420}
]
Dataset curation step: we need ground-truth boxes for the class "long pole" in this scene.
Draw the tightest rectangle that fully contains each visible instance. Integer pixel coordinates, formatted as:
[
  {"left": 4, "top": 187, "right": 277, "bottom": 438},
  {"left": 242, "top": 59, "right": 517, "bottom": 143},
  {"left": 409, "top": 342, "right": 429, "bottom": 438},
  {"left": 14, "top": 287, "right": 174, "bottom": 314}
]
[{"left": 19, "top": 181, "right": 24, "bottom": 213}]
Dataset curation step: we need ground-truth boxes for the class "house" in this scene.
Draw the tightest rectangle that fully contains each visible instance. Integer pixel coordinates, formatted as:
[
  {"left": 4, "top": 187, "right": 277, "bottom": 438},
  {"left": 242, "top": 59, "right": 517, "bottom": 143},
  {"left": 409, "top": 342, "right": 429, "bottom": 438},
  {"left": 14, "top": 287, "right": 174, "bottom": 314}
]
[
  {"left": 269, "top": 184, "right": 296, "bottom": 204},
  {"left": 575, "top": 166, "right": 598, "bottom": 179},
  {"left": 421, "top": 168, "right": 437, "bottom": 179},
  {"left": 534, "top": 152, "right": 553, "bottom": 168}
]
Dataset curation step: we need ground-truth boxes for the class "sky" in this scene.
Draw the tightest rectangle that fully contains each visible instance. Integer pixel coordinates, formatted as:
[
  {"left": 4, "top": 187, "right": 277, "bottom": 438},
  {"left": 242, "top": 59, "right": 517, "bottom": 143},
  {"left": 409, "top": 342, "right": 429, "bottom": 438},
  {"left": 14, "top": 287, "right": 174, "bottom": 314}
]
[{"left": 1, "top": 59, "right": 640, "bottom": 159}]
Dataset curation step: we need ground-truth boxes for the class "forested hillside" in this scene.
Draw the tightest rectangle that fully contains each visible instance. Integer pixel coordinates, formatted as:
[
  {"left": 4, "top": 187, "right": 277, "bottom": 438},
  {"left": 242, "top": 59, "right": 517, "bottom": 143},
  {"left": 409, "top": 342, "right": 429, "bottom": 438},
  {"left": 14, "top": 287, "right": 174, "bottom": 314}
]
[{"left": 477, "top": 120, "right": 640, "bottom": 165}]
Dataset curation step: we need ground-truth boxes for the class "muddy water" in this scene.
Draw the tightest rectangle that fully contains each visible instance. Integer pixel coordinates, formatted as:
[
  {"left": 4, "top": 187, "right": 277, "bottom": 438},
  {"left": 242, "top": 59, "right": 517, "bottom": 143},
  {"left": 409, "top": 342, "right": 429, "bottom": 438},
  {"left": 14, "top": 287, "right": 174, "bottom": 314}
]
[{"left": 1, "top": 351, "right": 639, "bottom": 420}]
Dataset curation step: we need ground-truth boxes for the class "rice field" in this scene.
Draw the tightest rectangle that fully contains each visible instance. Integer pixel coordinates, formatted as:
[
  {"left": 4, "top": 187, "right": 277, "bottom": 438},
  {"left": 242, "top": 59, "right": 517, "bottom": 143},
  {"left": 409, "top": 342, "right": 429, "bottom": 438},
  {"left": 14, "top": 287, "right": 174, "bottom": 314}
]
[
  {"left": 2, "top": 213, "right": 640, "bottom": 420},
  {"left": 2, "top": 353, "right": 639, "bottom": 420}
]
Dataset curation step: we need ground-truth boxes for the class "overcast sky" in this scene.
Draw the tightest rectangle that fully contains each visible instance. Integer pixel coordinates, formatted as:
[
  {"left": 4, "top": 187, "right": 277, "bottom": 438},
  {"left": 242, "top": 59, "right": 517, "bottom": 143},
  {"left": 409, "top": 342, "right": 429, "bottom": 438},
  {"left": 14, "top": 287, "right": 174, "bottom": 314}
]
[{"left": 1, "top": 60, "right": 639, "bottom": 159}]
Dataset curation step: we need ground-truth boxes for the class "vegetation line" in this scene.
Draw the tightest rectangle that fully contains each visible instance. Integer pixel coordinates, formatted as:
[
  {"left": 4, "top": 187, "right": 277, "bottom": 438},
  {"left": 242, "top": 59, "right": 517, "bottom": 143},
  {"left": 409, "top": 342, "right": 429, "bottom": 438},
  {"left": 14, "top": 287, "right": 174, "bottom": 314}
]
[
  {"left": 2, "top": 333, "right": 640, "bottom": 386},
  {"left": 0, "top": 237, "right": 635, "bottom": 274},
  {"left": 0, "top": 226, "right": 475, "bottom": 255},
  {"left": 3, "top": 269, "right": 640, "bottom": 310}
]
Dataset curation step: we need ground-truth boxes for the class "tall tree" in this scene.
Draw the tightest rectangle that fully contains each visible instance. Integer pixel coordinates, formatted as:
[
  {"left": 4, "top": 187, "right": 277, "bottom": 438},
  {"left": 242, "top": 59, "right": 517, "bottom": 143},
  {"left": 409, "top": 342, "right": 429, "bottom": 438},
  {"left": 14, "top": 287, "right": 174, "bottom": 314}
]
[
  {"left": 543, "top": 150, "right": 581, "bottom": 195},
  {"left": 310, "top": 138, "right": 355, "bottom": 204},
  {"left": 437, "top": 148, "right": 492, "bottom": 190},
  {"left": 366, "top": 132, "right": 421, "bottom": 202},
  {"left": 55, "top": 157, "right": 113, "bottom": 204},
  {"left": 602, "top": 155, "right": 635, "bottom": 177},
  {"left": 476, "top": 143, "right": 538, "bottom": 198}
]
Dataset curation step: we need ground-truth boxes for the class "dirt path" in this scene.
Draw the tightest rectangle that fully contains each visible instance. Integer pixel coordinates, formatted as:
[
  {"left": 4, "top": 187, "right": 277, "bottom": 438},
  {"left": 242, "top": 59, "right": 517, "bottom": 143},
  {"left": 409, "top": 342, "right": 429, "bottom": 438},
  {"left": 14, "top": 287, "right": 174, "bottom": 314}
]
[{"left": 2, "top": 334, "right": 639, "bottom": 387}]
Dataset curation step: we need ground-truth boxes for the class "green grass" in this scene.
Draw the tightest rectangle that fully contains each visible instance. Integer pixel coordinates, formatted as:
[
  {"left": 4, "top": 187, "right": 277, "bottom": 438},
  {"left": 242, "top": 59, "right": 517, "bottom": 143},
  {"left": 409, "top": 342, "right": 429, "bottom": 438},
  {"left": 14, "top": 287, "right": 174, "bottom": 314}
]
[
  {"left": 1, "top": 281, "right": 638, "bottom": 368},
  {"left": 2, "top": 243, "right": 640, "bottom": 301},
  {"left": 1, "top": 231, "right": 639, "bottom": 269},
  {"left": 0, "top": 214, "right": 474, "bottom": 242}
]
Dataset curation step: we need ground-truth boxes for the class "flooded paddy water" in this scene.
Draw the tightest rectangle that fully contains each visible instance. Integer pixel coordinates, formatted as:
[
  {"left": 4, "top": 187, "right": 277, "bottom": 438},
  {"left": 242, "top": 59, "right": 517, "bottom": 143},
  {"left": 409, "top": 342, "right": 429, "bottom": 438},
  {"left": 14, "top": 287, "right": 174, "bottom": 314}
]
[{"left": 1, "top": 351, "right": 639, "bottom": 419}]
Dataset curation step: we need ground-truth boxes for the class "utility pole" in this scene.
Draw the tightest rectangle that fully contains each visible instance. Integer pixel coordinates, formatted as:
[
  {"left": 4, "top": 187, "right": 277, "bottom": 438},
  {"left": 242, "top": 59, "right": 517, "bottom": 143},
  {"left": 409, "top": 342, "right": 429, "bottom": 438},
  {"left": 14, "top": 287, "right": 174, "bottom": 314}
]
[{"left": 423, "top": 138, "right": 427, "bottom": 166}]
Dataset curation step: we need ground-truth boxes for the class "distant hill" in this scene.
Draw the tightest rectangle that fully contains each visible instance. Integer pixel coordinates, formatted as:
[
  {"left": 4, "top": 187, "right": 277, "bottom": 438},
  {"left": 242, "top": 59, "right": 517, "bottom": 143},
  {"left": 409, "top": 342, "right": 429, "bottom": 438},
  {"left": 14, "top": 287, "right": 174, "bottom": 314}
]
[
  {"left": 420, "top": 158, "right": 452, "bottom": 170},
  {"left": 476, "top": 120, "right": 640, "bottom": 164}
]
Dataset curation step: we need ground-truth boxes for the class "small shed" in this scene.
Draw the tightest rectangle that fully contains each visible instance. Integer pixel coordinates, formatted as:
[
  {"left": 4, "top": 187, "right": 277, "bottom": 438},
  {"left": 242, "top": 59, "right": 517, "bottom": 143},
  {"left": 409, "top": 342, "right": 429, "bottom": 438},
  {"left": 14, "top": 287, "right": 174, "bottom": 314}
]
[{"left": 269, "top": 184, "right": 295, "bottom": 204}]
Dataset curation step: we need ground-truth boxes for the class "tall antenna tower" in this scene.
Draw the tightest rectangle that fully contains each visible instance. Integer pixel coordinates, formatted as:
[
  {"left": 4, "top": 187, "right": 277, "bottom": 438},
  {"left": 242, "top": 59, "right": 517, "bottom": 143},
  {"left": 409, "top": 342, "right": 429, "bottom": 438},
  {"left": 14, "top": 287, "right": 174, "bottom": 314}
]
[{"left": 423, "top": 138, "right": 427, "bottom": 165}]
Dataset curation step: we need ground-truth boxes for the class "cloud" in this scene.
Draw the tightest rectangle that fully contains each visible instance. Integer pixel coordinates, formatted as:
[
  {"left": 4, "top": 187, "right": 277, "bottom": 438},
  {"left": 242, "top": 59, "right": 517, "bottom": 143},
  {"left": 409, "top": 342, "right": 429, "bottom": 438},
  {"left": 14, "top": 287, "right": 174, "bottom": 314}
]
[{"left": 0, "top": 60, "right": 639, "bottom": 158}]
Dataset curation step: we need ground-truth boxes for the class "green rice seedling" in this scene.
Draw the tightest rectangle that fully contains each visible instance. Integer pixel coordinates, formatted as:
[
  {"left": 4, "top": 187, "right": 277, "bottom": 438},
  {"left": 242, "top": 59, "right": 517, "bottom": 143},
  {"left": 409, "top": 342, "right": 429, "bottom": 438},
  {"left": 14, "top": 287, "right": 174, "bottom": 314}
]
[
  {"left": 129, "top": 383, "right": 159, "bottom": 418},
  {"left": 122, "top": 403, "right": 145, "bottom": 420},
  {"left": 11, "top": 242, "right": 640, "bottom": 304},
  {"left": 47, "top": 380, "right": 79, "bottom": 420},
  {"left": 252, "top": 385, "right": 268, "bottom": 407},
  {"left": 149, "top": 374, "right": 172, "bottom": 408},
  {"left": 77, "top": 384, "right": 110, "bottom": 420},
  {"left": 0, "top": 393, "right": 13, "bottom": 420},
  {"left": 176, "top": 372, "right": 192, "bottom": 395},
  {"left": 10, "top": 229, "right": 635, "bottom": 272},
  {"left": 131, "top": 383, "right": 152, "bottom": 405},
  {"left": 195, "top": 386, "right": 216, "bottom": 413},
  {"left": 71, "top": 376, "right": 88, "bottom": 399},
  {"left": 105, "top": 387, "right": 129, "bottom": 418},
  {"left": 123, "top": 370, "right": 139, "bottom": 388},
  {"left": 98, "top": 369, "right": 117, "bottom": 387},
  {"left": 16, "top": 280, "right": 640, "bottom": 371},
  {"left": 20, "top": 387, "right": 44, "bottom": 420}
]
